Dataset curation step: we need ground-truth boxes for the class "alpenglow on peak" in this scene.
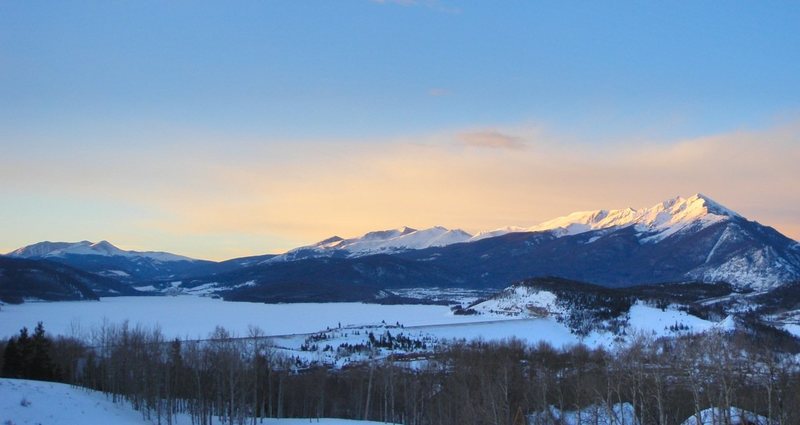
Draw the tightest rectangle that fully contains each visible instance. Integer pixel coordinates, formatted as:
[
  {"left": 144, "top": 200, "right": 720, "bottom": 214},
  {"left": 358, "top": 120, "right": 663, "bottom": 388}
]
[{"left": 473, "top": 193, "right": 742, "bottom": 241}]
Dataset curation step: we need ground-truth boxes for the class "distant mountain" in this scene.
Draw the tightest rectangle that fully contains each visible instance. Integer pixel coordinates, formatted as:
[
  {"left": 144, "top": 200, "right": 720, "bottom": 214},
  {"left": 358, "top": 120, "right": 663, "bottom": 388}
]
[
  {"left": 267, "top": 226, "right": 473, "bottom": 262},
  {"left": 395, "top": 198, "right": 800, "bottom": 291},
  {"left": 0, "top": 257, "right": 140, "bottom": 303},
  {"left": 9, "top": 240, "right": 195, "bottom": 262},
  {"left": 6, "top": 240, "right": 211, "bottom": 284},
  {"left": 181, "top": 194, "right": 799, "bottom": 300},
  {"left": 9, "top": 194, "right": 799, "bottom": 302}
]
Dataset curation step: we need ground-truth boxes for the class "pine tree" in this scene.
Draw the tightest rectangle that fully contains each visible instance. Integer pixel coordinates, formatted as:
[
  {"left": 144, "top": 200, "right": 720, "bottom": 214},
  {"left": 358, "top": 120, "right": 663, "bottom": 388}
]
[
  {"left": 1, "top": 324, "right": 57, "bottom": 381},
  {"left": 2, "top": 337, "right": 21, "bottom": 378},
  {"left": 30, "top": 322, "right": 57, "bottom": 381}
]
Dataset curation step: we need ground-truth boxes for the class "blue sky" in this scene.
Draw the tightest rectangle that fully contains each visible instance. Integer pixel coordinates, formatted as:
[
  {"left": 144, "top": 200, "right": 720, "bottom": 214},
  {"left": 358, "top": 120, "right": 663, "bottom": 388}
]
[{"left": 2, "top": 1, "right": 799, "bottom": 259}]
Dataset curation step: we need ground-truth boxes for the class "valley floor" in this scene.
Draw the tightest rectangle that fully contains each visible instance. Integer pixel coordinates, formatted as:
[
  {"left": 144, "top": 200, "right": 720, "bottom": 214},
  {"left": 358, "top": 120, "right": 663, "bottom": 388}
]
[{"left": 0, "top": 294, "right": 741, "bottom": 371}]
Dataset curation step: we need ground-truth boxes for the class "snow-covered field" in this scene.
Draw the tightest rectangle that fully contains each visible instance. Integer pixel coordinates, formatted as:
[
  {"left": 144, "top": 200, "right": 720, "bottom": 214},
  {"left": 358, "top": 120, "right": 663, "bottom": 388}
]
[
  {"left": 0, "top": 296, "right": 513, "bottom": 340},
  {"left": 0, "top": 378, "right": 397, "bottom": 425}
]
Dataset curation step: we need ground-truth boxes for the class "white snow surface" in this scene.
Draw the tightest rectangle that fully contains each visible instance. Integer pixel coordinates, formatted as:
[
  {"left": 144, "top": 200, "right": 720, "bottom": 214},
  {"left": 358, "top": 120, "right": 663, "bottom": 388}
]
[
  {"left": 419, "top": 319, "right": 579, "bottom": 347},
  {"left": 680, "top": 407, "right": 769, "bottom": 425},
  {"left": 714, "top": 315, "right": 738, "bottom": 332},
  {"left": 783, "top": 323, "right": 800, "bottom": 338},
  {"left": 528, "top": 402, "right": 639, "bottom": 425},
  {"left": 626, "top": 303, "right": 716, "bottom": 337},
  {"left": 7, "top": 240, "right": 195, "bottom": 262},
  {"left": 0, "top": 378, "right": 396, "bottom": 425}
]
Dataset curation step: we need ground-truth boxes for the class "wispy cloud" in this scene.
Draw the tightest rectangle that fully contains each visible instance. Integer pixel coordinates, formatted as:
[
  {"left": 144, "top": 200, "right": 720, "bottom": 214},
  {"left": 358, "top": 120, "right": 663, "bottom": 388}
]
[
  {"left": 428, "top": 88, "right": 448, "bottom": 97},
  {"left": 456, "top": 130, "right": 527, "bottom": 150}
]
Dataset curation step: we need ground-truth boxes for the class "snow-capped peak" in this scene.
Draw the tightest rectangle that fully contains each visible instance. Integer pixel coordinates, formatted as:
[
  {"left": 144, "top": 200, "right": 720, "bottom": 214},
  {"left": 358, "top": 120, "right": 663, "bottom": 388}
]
[
  {"left": 474, "top": 194, "right": 741, "bottom": 242},
  {"left": 322, "top": 225, "right": 473, "bottom": 255},
  {"left": 470, "top": 226, "right": 530, "bottom": 242},
  {"left": 7, "top": 240, "right": 196, "bottom": 262},
  {"left": 360, "top": 226, "right": 417, "bottom": 241},
  {"left": 268, "top": 226, "right": 474, "bottom": 262},
  {"left": 89, "top": 240, "right": 128, "bottom": 256}
]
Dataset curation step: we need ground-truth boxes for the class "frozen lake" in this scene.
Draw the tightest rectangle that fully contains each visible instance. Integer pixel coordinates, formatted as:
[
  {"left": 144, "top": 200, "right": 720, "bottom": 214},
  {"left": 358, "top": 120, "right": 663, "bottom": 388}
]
[
  {"left": 0, "top": 296, "right": 713, "bottom": 349},
  {"left": 0, "top": 296, "right": 515, "bottom": 340}
]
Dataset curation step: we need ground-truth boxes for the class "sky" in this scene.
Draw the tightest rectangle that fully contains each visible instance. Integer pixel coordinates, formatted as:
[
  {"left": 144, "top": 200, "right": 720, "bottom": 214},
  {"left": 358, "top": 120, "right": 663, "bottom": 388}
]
[{"left": 1, "top": 1, "right": 799, "bottom": 260}]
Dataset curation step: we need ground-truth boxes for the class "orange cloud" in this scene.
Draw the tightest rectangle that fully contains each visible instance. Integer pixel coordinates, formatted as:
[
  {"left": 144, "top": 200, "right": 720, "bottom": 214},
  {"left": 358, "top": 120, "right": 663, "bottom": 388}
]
[{"left": 1, "top": 120, "right": 798, "bottom": 260}]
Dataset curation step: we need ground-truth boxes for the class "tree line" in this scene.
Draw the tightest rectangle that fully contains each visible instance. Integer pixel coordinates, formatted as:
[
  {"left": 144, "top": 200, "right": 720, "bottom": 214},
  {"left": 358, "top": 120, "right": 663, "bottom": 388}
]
[{"left": 2, "top": 321, "right": 800, "bottom": 425}]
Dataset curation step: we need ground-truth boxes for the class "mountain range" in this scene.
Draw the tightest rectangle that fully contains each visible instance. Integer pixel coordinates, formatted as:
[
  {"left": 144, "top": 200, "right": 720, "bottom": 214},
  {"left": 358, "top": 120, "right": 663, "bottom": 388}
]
[{"left": 3, "top": 193, "right": 799, "bottom": 304}]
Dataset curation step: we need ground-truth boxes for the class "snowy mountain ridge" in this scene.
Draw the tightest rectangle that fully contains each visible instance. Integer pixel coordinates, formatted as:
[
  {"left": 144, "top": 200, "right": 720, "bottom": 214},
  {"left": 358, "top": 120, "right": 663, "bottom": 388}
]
[
  {"left": 5, "top": 193, "right": 799, "bottom": 296},
  {"left": 268, "top": 193, "right": 769, "bottom": 261},
  {"left": 7, "top": 194, "right": 787, "bottom": 264},
  {"left": 266, "top": 225, "right": 473, "bottom": 263},
  {"left": 474, "top": 193, "right": 740, "bottom": 242},
  {"left": 8, "top": 240, "right": 196, "bottom": 263}
]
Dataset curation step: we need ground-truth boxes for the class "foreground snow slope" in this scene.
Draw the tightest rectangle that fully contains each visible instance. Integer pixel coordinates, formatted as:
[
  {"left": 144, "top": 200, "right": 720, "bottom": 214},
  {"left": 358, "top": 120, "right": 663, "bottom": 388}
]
[
  {"left": 1, "top": 378, "right": 154, "bottom": 425},
  {"left": 1, "top": 378, "right": 397, "bottom": 425}
]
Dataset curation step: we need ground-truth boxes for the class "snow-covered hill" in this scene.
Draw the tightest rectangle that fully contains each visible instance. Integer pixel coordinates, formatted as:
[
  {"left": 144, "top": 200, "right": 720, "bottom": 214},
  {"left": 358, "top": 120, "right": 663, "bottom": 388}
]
[
  {"left": 468, "top": 285, "right": 563, "bottom": 318},
  {"left": 461, "top": 278, "right": 739, "bottom": 338}
]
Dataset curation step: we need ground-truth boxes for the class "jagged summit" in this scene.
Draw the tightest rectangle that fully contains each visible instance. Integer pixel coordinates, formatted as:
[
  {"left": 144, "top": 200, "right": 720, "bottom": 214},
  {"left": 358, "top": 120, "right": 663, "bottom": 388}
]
[
  {"left": 360, "top": 226, "right": 417, "bottom": 241},
  {"left": 475, "top": 193, "right": 743, "bottom": 242}
]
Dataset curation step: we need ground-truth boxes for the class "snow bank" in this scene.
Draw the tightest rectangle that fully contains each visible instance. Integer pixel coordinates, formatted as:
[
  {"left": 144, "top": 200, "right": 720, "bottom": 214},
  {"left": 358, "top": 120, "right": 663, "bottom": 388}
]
[
  {"left": 528, "top": 402, "right": 639, "bottom": 425},
  {"left": 680, "top": 407, "right": 770, "bottom": 425}
]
